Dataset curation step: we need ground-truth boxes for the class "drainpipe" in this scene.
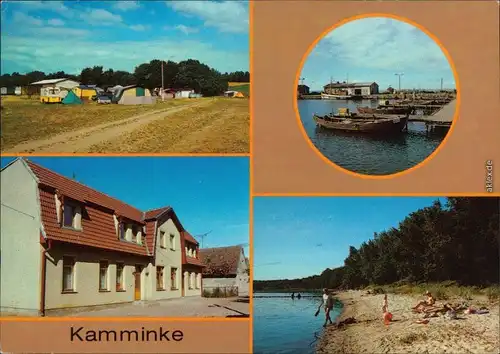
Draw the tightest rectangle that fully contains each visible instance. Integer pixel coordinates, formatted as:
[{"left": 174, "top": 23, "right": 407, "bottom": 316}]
[{"left": 40, "top": 239, "right": 52, "bottom": 317}]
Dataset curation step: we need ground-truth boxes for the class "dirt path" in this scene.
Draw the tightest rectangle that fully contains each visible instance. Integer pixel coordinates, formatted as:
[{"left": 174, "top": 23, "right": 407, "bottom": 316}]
[{"left": 7, "top": 102, "right": 210, "bottom": 153}]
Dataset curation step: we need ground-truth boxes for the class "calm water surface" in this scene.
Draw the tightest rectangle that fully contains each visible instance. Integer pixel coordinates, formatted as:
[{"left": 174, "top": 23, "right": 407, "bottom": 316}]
[
  {"left": 253, "top": 293, "right": 343, "bottom": 354},
  {"left": 298, "top": 99, "right": 447, "bottom": 175}
]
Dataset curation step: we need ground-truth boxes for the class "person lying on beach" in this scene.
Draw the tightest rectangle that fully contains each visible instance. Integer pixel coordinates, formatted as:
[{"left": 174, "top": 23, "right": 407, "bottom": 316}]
[{"left": 412, "top": 291, "right": 435, "bottom": 311}]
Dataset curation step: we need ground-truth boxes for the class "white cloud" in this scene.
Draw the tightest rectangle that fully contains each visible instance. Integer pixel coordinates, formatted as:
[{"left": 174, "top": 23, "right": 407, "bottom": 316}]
[
  {"left": 164, "top": 24, "right": 199, "bottom": 35},
  {"left": 12, "top": 11, "right": 42, "bottom": 26},
  {"left": 130, "top": 24, "right": 149, "bottom": 31},
  {"left": 1, "top": 35, "right": 248, "bottom": 74},
  {"left": 167, "top": 1, "right": 248, "bottom": 33},
  {"left": 14, "top": 0, "right": 74, "bottom": 18},
  {"left": 113, "top": 1, "right": 141, "bottom": 11},
  {"left": 311, "top": 18, "right": 450, "bottom": 72},
  {"left": 82, "top": 9, "right": 123, "bottom": 25},
  {"left": 48, "top": 18, "right": 65, "bottom": 26}
]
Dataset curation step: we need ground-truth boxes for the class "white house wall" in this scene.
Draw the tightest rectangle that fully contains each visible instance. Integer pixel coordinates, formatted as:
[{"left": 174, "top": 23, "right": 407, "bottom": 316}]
[
  {"left": 183, "top": 269, "right": 202, "bottom": 297},
  {"left": 44, "top": 244, "right": 148, "bottom": 310},
  {"left": 147, "top": 218, "right": 182, "bottom": 300},
  {"left": 235, "top": 252, "right": 249, "bottom": 296},
  {"left": 0, "top": 159, "right": 42, "bottom": 315}
]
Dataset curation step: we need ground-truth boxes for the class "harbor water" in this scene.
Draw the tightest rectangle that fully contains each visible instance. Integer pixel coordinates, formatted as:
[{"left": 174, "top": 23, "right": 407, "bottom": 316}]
[
  {"left": 253, "top": 293, "right": 343, "bottom": 354},
  {"left": 298, "top": 99, "right": 447, "bottom": 175}
]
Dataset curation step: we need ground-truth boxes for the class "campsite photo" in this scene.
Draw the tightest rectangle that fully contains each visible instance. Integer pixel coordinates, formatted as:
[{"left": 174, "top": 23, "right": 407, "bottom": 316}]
[
  {"left": 297, "top": 16, "right": 457, "bottom": 176},
  {"left": 253, "top": 196, "right": 499, "bottom": 354},
  {"left": 0, "top": 156, "right": 250, "bottom": 317},
  {"left": 0, "top": 1, "right": 249, "bottom": 153}
]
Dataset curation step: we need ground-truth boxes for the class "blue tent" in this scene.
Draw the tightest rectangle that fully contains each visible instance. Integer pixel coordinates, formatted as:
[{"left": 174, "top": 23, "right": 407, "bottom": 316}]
[{"left": 62, "top": 90, "right": 82, "bottom": 105}]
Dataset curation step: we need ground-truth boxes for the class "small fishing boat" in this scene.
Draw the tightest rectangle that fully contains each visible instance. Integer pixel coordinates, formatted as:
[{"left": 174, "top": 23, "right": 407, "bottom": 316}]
[
  {"left": 357, "top": 106, "right": 412, "bottom": 115},
  {"left": 321, "top": 92, "right": 353, "bottom": 100},
  {"left": 313, "top": 113, "right": 408, "bottom": 134}
]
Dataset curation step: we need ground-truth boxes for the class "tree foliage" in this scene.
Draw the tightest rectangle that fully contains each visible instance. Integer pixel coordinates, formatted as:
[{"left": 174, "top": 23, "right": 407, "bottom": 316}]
[
  {"left": 254, "top": 198, "right": 499, "bottom": 292},
  {"left": 0, "top": 59, "right": 250, "bottom": 97}
]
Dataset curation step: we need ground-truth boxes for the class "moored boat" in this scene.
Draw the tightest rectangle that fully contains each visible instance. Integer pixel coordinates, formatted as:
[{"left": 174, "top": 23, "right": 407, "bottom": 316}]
[
  {"left": 321, "top": 92, "right": 353, "bottom": 100},
  {"left": 357, "top": 106, "right": 412, "bottom": 115},
  {"left": 313, "top": 113, "right": 408, "bottom": 134}
]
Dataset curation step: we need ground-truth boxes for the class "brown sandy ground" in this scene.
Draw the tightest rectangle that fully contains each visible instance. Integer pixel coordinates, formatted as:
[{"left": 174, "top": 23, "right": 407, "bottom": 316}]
[
  {"left": 1, "top": 96, "right": 248, "bottom": 153},
  {"left": 317, "top": 290, "right": 499, "bottom": 354}
]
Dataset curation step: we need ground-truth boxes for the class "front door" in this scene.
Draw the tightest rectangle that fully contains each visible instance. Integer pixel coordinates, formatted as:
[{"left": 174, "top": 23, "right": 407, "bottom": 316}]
[{"left": 134, "top": 265, "right": 142, "bottom": 300}]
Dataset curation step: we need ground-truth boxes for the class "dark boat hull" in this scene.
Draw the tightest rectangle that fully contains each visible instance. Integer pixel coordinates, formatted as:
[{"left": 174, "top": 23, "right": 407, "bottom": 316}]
[
  {"left": 313, "top": 114, "right": 408, "bottom": 134},
  {"left": 357, "top": 106, "right": 411, "bottom": 115}
]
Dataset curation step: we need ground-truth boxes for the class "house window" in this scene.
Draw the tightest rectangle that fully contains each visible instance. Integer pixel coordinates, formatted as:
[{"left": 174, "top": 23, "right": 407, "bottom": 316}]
[
  {"left": 171, "top": 267, "right": 178, "bottom": 290},
  {"left": 116, "top": 263, "right": 125, "bottom": 291},
  {"left": 156, "top": 266, "right": 164, "bottom": 290},
  {"left": 99, "top": 261, "right": 109, "bottom": 291},
  {"left": 62, "top": 256, "right": 75, "bottom": 292},
  {"left": 159, "top": 231, "right": 166, "bottom": 248},
  {"left": 119, "top": 223, "right": 126, "bottom": 240},
  {"left": 63, "top": 203, "right": 81, "bottom": 229},
  {"left": 196, "top": 273, "right": 201, "bottom": 289},
  {"left": 189, "top": 272, "right": 195, "bottom": 289},
  {"left": 169, "top": 234, "right": 175, "bottom": 250}
]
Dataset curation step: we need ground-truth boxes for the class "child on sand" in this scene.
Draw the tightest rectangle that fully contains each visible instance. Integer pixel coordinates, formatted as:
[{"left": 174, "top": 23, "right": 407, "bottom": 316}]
[{"left": 382, "top": 294, "right": 392, "bottom": 325}]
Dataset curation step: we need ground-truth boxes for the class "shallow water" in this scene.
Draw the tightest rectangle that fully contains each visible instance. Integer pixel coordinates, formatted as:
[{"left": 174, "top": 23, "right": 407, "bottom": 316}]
[
  {"left": 253, "top": 293, "right": 343, "bottom": 354},
  {"left": 298, "top": 99, "right": 447, "bottom": 175}
]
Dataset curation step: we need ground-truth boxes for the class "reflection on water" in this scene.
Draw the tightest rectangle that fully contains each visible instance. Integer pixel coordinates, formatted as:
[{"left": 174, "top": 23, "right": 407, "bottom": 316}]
[
  {"left": 299, "top": 99, "right": 448, "bottom": 175},
  {"left": 253, "top": 293, "right": 343, "bottom": 354}
]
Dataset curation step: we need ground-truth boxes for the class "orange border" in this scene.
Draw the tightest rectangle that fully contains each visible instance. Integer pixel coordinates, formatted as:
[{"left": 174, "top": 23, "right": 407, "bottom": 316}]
[
  {"left": 293, "top": 13, "right": 461, "bottom": 179},
  {"left": 248, "top": 1, "right": 255, "bottom": 353},
  {"left": 0, "top": 153, "right": 249, "bottom": 157}
]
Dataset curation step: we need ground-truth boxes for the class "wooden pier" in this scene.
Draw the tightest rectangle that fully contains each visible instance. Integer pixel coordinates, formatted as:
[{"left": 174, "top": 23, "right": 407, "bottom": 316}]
[{"left": 406, "top": 99, "right": 456, "bottom": 133}]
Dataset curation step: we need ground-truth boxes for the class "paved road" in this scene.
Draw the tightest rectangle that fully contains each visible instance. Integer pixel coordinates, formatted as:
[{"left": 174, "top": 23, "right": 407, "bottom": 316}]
[{"left": 50, "top": 297, "right": 250, "bottom": 318}]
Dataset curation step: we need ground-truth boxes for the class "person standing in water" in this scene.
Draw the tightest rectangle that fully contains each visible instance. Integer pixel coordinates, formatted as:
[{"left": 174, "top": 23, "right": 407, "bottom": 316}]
[
  {"left": 322, "top": 288, "right": 334, "bottom": 327},
  {"left": 297, "top": 293, "right": 302, "bottom": 299},
  {"left": 291, "top": 292, "right": 295, "bottom": 299}
]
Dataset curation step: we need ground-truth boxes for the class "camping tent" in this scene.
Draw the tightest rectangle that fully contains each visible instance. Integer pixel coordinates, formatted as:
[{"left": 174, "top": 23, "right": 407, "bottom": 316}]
[{"left": 62, "top": 90, "right": 83, "bottom": 105}]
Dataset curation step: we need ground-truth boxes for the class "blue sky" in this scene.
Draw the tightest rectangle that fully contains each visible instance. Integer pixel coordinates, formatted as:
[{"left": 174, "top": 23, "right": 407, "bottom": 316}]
[
  {"left": 1, "top": 157, "right": 249, "bottom": 257},
  {"left": 301, "top": 17, "right": 455, "bottom": 92},
  {"left": 253, "top": 196, "right": 446, "bottom": 280},
  {"left": 0, "top": 1, "right": 248, "bottom": 74}
]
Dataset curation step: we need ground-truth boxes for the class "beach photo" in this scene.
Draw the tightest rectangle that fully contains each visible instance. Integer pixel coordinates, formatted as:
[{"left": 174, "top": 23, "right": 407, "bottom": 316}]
[
  {"left": 296, "top": 15, "right": 458, "bottom": 176},
  {"left": 0, "top": 156, "right": 249, "bottom": 317},
  {"left": 0, "top": 1, "right": 249, "bottom": 153},
  {"left": 253, "top": 196, "right": 499, "bottom": 353}
]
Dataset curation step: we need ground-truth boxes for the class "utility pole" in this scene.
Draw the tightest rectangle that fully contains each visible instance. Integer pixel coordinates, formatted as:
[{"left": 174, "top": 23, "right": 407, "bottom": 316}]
[
  {"left": 440, "top": 78, "right": 443, "bottom": 91},
  {"left": 299, "top": 77, "right": 305, "bottom": 86},
  {"left": 161, "top": 60, "right": 165, "bottom": 102},
  {"left": 395, "top": 73, "right": 404, "bottom": 91}
]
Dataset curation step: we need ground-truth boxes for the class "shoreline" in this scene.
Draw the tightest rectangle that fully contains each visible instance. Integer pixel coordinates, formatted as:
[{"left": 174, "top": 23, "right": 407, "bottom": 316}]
[{"left": 317, "top": 290, "right": 499, "bottom": 354}]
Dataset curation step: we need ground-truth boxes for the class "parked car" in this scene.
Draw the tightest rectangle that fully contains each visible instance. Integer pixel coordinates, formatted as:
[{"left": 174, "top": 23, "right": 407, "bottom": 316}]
[{"left": 97, "top": 94, "right": 112, "bottom": 104}]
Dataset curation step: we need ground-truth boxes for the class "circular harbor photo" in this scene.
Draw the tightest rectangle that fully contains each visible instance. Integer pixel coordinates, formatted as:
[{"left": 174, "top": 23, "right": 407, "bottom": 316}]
[{"left": 295, "top": 15, "right": 458, "bottom": 177}]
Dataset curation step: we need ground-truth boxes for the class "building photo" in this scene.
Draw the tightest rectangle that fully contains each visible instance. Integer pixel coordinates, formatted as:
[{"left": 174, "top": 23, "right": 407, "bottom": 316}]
[{"left": 0, "top": 156, "right": 250, "bottom": 318}]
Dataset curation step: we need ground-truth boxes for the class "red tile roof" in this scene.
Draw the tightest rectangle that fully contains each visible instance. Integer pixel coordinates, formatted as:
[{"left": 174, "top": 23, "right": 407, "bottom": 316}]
[
  {"left": 144, "top": 206, "right": 172, "bottom": 220},
  {"left": 182, "top": 231, "right": 198, "bottom": 245},
  {"left": 38, "top": 187, "right": 147, "bottom": 256},
  {"left": 185, "top": 256, "right": 205, "bottom": 267},
  {"left": 22, "top": 159, "right": 196, "bottom": 256},
  {"left": 27, "top": 160, "right": 144, "bottom": 223},
  {"left": 199, "top": 246, "right": 244, "bottom": 276}
]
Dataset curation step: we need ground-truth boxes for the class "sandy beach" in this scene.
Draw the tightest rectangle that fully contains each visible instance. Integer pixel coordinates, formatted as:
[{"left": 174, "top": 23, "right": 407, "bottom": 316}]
[{"left": 317, "top": 290, "right": 499, "bottom": 354}]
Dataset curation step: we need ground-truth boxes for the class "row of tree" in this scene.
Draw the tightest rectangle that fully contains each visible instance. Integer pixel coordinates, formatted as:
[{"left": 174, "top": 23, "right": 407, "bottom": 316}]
[
  {"left": 254, "top": 197, "right": 499, "bottom": 291},
  {"left": 0, "top": 59, "right": 250, "bottom": 97}
]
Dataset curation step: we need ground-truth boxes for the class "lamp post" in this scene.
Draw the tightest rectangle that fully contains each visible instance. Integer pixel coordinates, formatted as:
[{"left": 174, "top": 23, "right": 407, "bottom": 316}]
[{"left": 394, "top": 73, "right": 404, "bottom": 92}]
